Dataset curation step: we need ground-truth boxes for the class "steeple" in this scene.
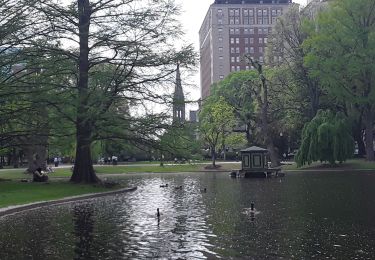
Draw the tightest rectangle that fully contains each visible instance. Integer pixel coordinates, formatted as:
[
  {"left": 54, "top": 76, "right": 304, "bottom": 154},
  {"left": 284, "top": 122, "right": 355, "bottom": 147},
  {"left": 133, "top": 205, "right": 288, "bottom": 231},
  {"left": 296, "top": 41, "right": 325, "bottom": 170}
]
[{"left": 173, "top": 63, "right": 185, "bottom": 124}]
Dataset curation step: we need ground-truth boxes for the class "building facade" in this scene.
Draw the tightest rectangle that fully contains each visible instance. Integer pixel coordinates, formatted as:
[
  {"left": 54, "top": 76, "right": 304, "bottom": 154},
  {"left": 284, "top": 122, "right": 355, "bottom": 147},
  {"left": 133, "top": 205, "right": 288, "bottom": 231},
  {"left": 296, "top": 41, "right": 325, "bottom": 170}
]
[{"left": 199, "top": 0, "right": 292, "bottom": 99}]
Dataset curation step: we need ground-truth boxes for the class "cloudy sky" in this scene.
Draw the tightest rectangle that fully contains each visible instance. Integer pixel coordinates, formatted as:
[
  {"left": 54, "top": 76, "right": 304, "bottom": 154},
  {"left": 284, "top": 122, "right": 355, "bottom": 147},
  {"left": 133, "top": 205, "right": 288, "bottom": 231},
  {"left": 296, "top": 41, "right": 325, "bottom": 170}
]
[{"left": 176, "top": 0, "right": 307, "bottom": 110}]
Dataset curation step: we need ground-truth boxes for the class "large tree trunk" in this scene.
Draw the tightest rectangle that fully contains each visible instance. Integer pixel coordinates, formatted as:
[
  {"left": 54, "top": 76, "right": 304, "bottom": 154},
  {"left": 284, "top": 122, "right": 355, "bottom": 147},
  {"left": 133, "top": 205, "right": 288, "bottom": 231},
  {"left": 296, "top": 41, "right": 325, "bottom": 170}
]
[
  {"left": 211, "top": 145, "right": 216, "bottom": 167},
  {"left": 364, "top": 107, "right": 374, "bottom": 161},
  {"left": 71, "top": 125, "right": 98, "bottom": 183},
  {"left": 71, "top": 0, "right": 99, "bottom": 183},
  {"left": 258, "top": 64, "right": 280, "bottom": 167},
  {"left": 11, "top": 148, "right": 19, "bottom": 168}
]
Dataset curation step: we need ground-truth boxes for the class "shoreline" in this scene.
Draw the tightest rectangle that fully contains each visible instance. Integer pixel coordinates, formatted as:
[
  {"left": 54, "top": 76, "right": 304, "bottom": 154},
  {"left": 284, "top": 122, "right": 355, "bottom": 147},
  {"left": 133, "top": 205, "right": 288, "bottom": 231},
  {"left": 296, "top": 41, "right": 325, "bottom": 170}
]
[{"left": 0, "top": 186, "right": 137, "bottom": 218}]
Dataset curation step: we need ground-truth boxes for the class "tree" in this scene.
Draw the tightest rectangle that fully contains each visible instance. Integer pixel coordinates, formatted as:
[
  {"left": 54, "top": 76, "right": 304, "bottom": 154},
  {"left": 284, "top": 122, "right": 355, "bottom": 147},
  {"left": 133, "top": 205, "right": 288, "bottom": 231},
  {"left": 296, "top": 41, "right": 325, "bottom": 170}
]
[
  {"left": 296, "top": 110, "right": 354, "bottom": 167},
  {"left": 211, "top": 71, "right": 255, "bottom": 145},
  {"left": 266, "top": 3, "right": 323, "bottom": 120},
  {"left": 199, "top": 96, "right": 236, "bottom": 167},
  {"left": 243, "top": 57, "right": 280, "bottom": 167},
  {"left": 304, "top": 0, "right": 375, "bottom": 161},
  {"left": 12, "top": 0, "right": 196, "bottom": 183}
]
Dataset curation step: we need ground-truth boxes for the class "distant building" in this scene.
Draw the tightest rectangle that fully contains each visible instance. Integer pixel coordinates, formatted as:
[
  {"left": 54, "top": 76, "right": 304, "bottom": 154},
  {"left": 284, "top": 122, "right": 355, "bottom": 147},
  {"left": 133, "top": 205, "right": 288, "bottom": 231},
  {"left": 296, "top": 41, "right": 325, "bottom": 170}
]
[
  {"left": 199, "top": 0, "right": 292, "bottom": 99},
  {"left": 172, "top": 64, "right": 186, "bottom": 124}
]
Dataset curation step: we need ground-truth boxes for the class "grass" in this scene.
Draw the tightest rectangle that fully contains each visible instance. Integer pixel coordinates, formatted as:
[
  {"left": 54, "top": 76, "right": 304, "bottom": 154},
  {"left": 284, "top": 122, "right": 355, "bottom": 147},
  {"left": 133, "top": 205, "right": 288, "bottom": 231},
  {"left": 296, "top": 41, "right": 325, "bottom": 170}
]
[
  {"left": 282, "top": 158, "right": 375, "bottom": 171},
  {"left": 0, "top": 180, "right": 111, "bottom": 208},
  {"left": 0, "top": 162, "right": 241, "bottom": 180}
]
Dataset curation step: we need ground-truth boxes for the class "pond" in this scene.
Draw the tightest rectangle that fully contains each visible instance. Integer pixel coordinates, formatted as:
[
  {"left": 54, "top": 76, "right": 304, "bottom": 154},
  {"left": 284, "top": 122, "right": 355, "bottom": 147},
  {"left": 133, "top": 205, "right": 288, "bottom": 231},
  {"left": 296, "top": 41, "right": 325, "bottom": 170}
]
[{"left": 1, "top": 171, "right": 375, "bottom": 259}]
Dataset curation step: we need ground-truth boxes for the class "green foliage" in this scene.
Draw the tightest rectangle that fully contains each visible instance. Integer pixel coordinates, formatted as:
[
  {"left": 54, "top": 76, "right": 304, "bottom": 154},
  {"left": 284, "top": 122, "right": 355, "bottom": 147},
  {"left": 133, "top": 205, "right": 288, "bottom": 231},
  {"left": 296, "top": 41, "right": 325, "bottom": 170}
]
[
  {"left": 159, "top": 125, "right": 200, "bottom": 160},
  {"left": 226, "top": 133, "right": 247, "bottom": 150},
  {"left": 210, "top": 70, "right": 263, "bottom": 146},
  {"left": 199, "top": 96, "right": 236, "bottom": 164},
  {"left": 296, "top": 110, "right": 354, "bottom": 167}
]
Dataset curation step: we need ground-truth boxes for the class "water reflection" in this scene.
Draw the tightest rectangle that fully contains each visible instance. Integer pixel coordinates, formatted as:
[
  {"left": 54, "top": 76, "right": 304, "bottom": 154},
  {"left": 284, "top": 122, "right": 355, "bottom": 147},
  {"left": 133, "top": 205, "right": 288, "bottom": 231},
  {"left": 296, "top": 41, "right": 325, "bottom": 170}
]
[
  {"left": 0, "top": 171, "right": 375, "bottom": 259},
  {"left": 73, "top": 204, "right": 95, "bottom": 260}
]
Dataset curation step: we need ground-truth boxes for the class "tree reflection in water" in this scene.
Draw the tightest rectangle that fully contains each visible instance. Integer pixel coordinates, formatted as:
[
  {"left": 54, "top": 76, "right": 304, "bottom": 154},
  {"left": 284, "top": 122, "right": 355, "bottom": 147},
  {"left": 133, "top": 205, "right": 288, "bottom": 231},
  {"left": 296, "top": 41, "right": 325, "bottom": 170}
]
[{"left": 73, "top": 203, "right": 95, "bottom": 260}]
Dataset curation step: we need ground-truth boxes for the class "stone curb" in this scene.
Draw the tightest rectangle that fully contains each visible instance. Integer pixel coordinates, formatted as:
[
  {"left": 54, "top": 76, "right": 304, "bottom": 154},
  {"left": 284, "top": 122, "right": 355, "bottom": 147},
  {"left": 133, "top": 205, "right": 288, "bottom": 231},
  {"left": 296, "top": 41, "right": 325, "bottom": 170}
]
[{"left": 0, "top": 186, "right": 137, "bottom": 218}]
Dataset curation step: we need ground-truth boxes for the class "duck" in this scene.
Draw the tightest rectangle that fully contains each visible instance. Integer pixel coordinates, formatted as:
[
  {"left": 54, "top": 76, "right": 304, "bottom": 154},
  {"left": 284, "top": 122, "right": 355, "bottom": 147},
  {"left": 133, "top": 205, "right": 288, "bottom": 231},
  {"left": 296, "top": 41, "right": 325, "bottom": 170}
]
[
  {"left": 201, "top": 188, "right": 207, "bottom": 193},
  {"left": 175, "top": 185, "right": 182, "bottom": 190},
  {"left": 156, "top": 208, "right": 160, "bottom": 218},
  {"left": 160, "top": 184, "right": 168, "bottom": 188}
]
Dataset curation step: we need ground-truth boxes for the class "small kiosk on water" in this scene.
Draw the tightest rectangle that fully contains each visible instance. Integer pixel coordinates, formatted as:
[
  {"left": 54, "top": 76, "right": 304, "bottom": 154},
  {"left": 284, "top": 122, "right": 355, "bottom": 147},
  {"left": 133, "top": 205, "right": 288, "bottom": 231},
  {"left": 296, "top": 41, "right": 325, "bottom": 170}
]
[{"left": 231, "top": 146, "right": 282, "bottom": 178}]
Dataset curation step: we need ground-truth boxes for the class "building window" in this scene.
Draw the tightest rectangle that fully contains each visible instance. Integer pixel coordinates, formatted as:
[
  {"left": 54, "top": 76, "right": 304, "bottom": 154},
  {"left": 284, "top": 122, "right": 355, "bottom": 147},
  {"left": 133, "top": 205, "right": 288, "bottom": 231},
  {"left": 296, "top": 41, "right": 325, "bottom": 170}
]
[
  {"left": 219, "top": 56, "right": 223, "bottom": 60},
  {"left": 250, "top": 38, "right": 254, "bottom": 44},
  {"left": 219, "top": 75, "right": 224, "bottom": 79},
  {"left": 231, "top": 65, "right": 235, "bottom": 71},
  {"left": 258, "top": 10, "right": 262, "bottom": 16},
  {"left": 250, "top": 47, "right": 254, "bottom": 53},
  {"left": 245, "top": 47, "right": 249, "bottom": 53},
  {"left": 236, "top": 38, "right": 240, "bottom": 44},
  {"left": 236, "top": 47, "right": 240, "bottom": 53},
  {"left": 219, "top": 47, "right": 223, "bottom": 52},
  {"left": 264, "top": 38, "right": 268, "bottom": 44},
  {"left": 230, "top": 28, "right": 234, "bottom": 34},
  {"left": 235, "top": 28, "right": 240, "bottom": 34},
  {"left": 272, "top": 17, "right": 276, "bottom": 24},
  {"left": 218, "top": 9, "right": 223, "bottom": 14},
  {"left": 249, "top": 9, "right": 254, "bottom": 16},
  {"left": 219, "top": 37, "right": 223, "bottom": 42},
  {"left": 218, "top": 19, "right": 223, "bottom": 24},
  {"left": 259, "top": 56, "right": 264, "bottom": 62},
  {"left": 231, "top": 38, "right": 235, "bottom": 44},
  {"left": 230, "top": 18, "right": 234, "bottom": 24},
  {"left": 250, "top": 28, "right": 254, "bottom": 34},
  {"left": 231, "top": 56, "right": 235, "bottom": 62},
  {"left": 231, "top": 47, "right": 235, "bottom": 53},
  {"left": 259, "top": 47, "right": 263, "bottom": 53},
  {"left": 263, "top": 17, "right": 269, "bottom": 25},
  {"left": 218, "top": 28, "right": 223, "bottom": 33},
  {"left": 236, "top": 56, "right": 240, "bottom": 62},
  {"left": 237, "top": 66, "right": 240, "bottom": 71},
  {"left": 244, "top": 28, "right": 249, "bottom": 34},
  {"left": 258, "top": 18, "right": 263, "bottom": 24},
  {"left": 245, "top": 38, "right": 249, "bottom": 44},
  {"left": 259, "top": 38, "right": 263, "bottom": 44},
  {"left": 246, "top": 65, "right": 249, "bottom": 70},
  {"left": 263, "top": 10, "right": 268, "bottom": 16}
]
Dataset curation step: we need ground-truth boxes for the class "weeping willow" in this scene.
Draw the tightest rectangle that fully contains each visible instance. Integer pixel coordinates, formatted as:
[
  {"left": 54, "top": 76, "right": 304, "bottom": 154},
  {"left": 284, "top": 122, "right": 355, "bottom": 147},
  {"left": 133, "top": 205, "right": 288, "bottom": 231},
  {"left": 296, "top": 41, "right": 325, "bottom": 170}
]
[{"left": 296, "top": 110, "right": 354, "bottom": 167}]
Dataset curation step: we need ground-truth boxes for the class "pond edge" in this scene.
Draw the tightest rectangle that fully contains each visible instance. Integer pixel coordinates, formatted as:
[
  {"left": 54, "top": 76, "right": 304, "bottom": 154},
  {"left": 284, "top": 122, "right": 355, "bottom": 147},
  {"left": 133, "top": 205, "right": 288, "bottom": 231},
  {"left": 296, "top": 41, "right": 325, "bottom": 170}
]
[{"left": 0, "top": 186, "right": 137, "bottom": 218}]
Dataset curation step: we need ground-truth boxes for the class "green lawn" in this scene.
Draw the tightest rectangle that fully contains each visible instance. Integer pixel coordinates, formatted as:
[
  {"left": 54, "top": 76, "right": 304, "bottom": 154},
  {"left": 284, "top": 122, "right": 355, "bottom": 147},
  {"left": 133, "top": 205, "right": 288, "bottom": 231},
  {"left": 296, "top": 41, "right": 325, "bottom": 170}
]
[
  {"left": 0, "top": 180, "right": 111, "bottom": 208},
  {"left": 0, "top": 162, "right": 240, "bottom": 180},
  {"left": 282, "top": 159, "right": 375, "bottom": 170}
]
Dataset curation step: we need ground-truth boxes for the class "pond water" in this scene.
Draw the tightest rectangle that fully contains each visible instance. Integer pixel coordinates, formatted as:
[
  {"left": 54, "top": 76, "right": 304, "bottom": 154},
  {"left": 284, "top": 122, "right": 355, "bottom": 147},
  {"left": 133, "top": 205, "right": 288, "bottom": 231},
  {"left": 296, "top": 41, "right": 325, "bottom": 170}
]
[{"left": 1, "top": 171, "right": 375, "bottom": 259}]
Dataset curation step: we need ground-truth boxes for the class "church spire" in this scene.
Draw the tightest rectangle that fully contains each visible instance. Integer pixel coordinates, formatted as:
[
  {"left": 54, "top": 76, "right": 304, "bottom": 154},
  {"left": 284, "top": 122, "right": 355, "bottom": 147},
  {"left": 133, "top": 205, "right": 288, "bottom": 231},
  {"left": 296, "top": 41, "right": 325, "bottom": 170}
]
[{"left": 173, "top": 63, "right": 185, "bottom": 124}]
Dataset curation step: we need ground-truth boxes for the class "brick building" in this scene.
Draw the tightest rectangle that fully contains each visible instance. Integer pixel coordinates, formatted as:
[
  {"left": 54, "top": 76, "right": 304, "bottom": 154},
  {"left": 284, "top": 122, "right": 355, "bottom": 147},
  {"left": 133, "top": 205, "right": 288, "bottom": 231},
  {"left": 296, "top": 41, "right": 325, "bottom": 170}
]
[{"left": 199, "top": 0, "right": 292, "bottom": 99}]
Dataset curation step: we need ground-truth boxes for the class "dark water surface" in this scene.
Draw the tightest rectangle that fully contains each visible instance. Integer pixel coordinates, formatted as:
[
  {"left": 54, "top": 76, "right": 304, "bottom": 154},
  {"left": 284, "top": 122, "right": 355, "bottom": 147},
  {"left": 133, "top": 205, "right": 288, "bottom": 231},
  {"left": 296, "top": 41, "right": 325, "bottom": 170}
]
[{"left": 1, "top": 171, "right": 375, "bottom": 259}]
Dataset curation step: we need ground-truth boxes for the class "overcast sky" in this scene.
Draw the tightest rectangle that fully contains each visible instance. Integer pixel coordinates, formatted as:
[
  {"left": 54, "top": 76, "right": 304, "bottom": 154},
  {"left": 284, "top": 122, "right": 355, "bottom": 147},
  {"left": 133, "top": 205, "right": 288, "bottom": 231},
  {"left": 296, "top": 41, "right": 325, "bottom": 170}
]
[{"left": 176, "top": 0, "right": 307, "bottom": 110}]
